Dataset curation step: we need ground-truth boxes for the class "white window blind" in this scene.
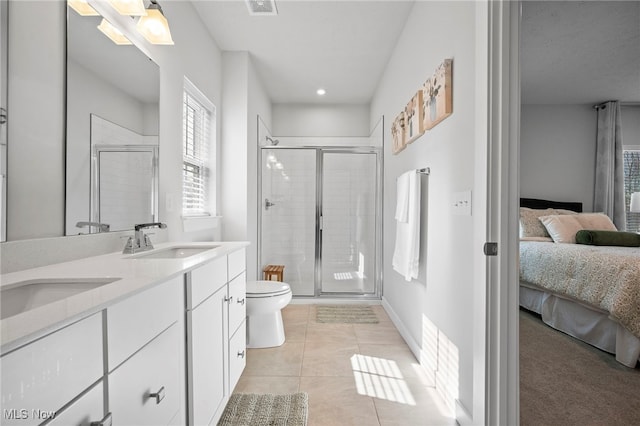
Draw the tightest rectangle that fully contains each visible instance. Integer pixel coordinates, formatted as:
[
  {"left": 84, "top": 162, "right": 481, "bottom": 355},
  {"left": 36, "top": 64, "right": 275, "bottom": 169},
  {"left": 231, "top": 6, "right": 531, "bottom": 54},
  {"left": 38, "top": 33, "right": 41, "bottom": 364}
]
[
  {"left": 182, "top": 84, "right": 214, "bottom": 216},
  {"left": 623, "top": 147, "right": 640, "bottom": 231}
]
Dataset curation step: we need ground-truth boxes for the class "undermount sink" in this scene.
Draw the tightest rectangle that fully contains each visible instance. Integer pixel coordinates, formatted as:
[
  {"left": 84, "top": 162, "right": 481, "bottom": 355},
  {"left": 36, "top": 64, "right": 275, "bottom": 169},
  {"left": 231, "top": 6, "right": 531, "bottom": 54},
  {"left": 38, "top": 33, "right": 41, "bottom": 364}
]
[
  {"left": 0, "top": 277, "right": 120, "bottom": 320},
  {"left": 131, "top": 245, "right": 220, "bottom": 259}
]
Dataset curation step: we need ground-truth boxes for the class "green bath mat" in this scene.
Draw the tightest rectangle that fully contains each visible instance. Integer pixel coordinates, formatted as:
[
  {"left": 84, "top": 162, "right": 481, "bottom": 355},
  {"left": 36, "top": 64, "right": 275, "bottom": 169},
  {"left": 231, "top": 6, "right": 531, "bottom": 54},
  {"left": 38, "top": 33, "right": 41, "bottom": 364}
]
[
  {"left": 316, "top": 305, "right": 379, "bottom": 324},
  {"left": 218, "top": 392, "right": 308, "bottom": 426}
]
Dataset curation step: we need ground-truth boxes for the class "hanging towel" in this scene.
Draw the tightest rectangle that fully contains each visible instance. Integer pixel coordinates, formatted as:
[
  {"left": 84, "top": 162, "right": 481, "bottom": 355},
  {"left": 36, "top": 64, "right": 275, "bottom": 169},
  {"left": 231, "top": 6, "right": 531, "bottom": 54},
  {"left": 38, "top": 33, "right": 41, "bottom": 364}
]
[{"left": 392, "top": 170, "right": 421, "bottom": 281}]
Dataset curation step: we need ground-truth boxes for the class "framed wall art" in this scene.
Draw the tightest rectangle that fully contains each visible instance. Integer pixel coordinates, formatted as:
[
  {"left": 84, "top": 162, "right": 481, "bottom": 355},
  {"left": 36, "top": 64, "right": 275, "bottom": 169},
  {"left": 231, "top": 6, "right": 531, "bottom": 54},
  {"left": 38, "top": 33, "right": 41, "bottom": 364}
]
[
  {"left": 405, "top": 90, "right": 424, "bottom": 144},
  {"left": 391, "top": 111, "right": 407, "bottom": 154},
  {"left": 422, "top": 58, "right": 453, "bottom": 130}
]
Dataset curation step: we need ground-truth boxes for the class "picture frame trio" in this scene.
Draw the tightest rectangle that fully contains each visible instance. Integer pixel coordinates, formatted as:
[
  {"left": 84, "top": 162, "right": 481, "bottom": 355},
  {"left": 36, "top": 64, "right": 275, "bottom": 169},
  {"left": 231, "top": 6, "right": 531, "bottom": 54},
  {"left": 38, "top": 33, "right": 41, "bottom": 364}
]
[{"left": 392, "top": 58, "right": 453, "bottom": 155}]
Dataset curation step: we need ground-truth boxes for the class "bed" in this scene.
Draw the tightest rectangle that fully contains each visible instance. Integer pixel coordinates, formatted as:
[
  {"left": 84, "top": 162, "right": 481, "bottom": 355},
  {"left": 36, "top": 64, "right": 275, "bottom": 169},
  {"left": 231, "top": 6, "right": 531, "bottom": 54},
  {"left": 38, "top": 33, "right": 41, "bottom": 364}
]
[{"left": 519, "top": 198, "right": 640, "bottom": 368}]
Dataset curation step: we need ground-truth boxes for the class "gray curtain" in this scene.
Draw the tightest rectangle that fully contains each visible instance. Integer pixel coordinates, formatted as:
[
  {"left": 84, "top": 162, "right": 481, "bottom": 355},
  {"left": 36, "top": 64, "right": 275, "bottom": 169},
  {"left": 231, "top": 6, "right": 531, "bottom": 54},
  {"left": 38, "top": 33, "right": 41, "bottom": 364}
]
[{"left": 594, "top": 101, "right": 626, "bottom": 229}]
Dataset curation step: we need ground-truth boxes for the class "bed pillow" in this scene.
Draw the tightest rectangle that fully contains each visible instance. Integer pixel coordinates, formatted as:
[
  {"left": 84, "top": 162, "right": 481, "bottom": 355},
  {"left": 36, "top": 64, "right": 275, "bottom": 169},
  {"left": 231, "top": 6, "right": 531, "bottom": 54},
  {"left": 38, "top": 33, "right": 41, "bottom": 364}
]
[
  {"left": 538, "top": 214, "right": 584, "bottom": 243},
  {"left": 520, "top": 236, "right": 554, "bottom": 242},
  {"left": 519, "top": 207, "right": 576, "bottom": 238},
  {"left": 575, "top": 230, "right": 640, "bottom": 247},
  {"left": 574, "top": 213, "right": 617, "bottom": 231},
  {"left": 520, "top": 208, "right": 555, "bottom": 238}
]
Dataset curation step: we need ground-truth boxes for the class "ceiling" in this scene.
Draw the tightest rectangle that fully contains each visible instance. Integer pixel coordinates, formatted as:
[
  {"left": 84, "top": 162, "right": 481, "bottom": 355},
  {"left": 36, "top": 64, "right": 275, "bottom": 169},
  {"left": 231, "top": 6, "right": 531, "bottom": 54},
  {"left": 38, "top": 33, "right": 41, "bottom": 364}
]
[
  {"left": 191, "top": 0, "right": 415, "bottom": 104},
  {"left": 189, "top": 1, "right": 639, "bottom": 106},
  {"left": 521, "top": 1, "right": 640, "bottom": 105}
]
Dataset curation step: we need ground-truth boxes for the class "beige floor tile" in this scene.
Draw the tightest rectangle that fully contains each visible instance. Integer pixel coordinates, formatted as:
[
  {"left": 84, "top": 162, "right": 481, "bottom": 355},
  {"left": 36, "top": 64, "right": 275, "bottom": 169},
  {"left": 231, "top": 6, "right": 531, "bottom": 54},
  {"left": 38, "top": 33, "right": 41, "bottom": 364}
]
[
  {"left": 233, "top": 375, "right": 300, "bottom": 394},
  {"left": 370, "top": 305, "right": 393, "bottom": 323},
  {"left": 305, "top": 322, "right": 357, "bottom": 343},
  {"left": 243, "top": 342, "right": 305, "bottom": 377},
  {"left": 357, "top": 344, "right": 426, "bottom": 380},
  {"left": 354, "top": 323, "right": 406, "bottom": 345},
  {"left": 284, "top": 320, "right": 307, "bottom": 342},
  {"left": 300, "top": 376, "right": 381, "bottom": 426},
  {"left": 302, "top": 341, "right": 360, "bottom": 377},
  {"left": 283, "top": 304, "right": 310, "bottom": 320},
  {"left": 374, "top": 378, "right": 456, "bottom": 426}
]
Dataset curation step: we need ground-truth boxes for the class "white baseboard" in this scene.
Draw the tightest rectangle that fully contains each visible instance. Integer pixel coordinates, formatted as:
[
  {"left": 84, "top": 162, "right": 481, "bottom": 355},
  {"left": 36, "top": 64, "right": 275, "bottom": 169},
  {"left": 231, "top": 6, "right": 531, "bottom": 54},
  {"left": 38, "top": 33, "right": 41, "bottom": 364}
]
[
  {"left": 381, "top": 298, "right": 422, "bottom": 361},
  {"left": 455, "top": 399, "right": 473, "bottom": 425}
]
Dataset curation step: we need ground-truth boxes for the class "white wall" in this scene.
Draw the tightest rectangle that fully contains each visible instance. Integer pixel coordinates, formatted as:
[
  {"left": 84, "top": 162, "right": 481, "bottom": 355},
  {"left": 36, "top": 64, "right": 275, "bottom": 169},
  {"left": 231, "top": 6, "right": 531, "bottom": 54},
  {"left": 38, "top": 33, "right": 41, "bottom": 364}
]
[
  {"left": 370, "top": 1, "right": 483, "bottom": 419},
  {"left": 272, "top": 104, "right": 369, "bottom": 137},
  {"left": 221, "top": 52, "right": 272, "bottom": 281},
  {"left": 622, "top": 105, "right": 640, "bottom": 147},
  {"left": 520, "top": 104, "right": 596, "bottom": 211}
]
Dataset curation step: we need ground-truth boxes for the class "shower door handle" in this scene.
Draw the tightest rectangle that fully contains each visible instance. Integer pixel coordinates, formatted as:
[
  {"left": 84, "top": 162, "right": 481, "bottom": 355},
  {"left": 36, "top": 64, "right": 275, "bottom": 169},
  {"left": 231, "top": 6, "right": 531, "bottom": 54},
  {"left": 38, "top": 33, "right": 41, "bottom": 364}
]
[{"left": 265, "top": 198, "right": 276, "bottom": 210}]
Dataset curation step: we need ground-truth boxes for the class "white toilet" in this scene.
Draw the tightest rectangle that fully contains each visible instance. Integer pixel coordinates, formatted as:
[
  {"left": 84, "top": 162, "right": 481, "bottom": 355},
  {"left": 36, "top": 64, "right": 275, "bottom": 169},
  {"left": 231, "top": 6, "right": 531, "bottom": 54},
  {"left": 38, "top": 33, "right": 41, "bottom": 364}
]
[{"left": 246, "top": 280, "right": 292, "bottom": 348}]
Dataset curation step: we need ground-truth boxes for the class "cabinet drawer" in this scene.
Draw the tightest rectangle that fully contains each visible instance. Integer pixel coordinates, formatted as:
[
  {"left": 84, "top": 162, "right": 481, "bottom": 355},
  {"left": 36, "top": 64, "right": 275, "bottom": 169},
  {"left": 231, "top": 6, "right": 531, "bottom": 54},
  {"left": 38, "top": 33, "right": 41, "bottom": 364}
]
[
  {"left": 188, "top": 256, "right": 227, "bottom": 310},
  {"left": 109, "top": 323, "right": 180, "bottom": 426},
  {"left": 229, "top": 320, "right": 247, "bottom": 393},
  {"left": 107, "top": 277, "right": 180, "bottom": 371},
  {"left": 48, "top": 380, "right": 104, "bottom": 426},
  {"left": 0, "top": 313, "right": 103, "bottom": 426},
  {"left": 228, "top": 272, "right": 246, "bottom": 335},
  {"left": 228, "top": 248, "right": 246, "bottom": 281}
]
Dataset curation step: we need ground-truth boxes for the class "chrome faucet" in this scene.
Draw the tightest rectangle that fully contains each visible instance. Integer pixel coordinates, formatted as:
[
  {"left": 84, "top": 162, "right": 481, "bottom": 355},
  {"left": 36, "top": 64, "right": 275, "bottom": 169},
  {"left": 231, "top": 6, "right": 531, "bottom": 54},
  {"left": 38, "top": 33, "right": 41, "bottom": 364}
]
[
  {"left": 123, "top": 222, "right": 167, "bottom": 254},
  {"left": 76, "top": 221, "right": 110, "bottom": 233}
]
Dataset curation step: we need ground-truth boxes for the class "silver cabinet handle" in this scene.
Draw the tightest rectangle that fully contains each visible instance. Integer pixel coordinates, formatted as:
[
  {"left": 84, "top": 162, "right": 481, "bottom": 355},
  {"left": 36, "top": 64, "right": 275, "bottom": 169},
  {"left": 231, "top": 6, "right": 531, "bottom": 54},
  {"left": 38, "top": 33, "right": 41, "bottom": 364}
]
[
  {"left": 237, "top": 298, "right": 245, "bottom": 305},
  {"left": 90, "top": 413, "right": 113, "bottom": 426},
  {"left": 149, "top": 386, "right": 165, "bottom": 404},
  {"left": 237, "top": 350, "right": 245, "bottom": 358}
]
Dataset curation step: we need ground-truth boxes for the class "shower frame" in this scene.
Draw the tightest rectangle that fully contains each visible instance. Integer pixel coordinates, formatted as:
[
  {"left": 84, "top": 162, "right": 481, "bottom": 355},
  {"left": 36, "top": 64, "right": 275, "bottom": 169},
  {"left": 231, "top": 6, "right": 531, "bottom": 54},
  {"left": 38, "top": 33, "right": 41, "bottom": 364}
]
[{"left": 257, "top": 144, "right": 383, "bottom": 299}]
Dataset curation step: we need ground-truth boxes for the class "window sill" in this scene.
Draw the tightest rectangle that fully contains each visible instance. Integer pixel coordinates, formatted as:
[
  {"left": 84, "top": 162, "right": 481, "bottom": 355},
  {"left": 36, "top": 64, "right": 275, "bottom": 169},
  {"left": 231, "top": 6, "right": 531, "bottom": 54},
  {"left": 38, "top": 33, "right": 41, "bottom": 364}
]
[{"left": 181, "top": 215, "right": 221, "bottom": 233}]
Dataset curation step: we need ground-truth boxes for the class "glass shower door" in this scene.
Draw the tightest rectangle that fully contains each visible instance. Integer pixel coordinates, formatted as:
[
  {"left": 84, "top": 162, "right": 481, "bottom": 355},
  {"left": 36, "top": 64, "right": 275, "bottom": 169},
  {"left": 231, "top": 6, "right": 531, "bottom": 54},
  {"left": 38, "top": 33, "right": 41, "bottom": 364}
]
[
  {"left": 260, "top": 149, "right": 317, "bottom": 296},
  {"left": 320, "top": 152, "right": 378, "bottom": 294}
]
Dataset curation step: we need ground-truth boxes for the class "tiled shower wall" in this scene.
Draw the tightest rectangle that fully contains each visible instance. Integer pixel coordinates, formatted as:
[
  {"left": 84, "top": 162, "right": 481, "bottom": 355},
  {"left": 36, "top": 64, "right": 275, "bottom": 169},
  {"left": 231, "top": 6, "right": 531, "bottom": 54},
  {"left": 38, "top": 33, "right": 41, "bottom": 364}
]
[{"left": 260, "top": 148, "right": 378, "bottom": 296}]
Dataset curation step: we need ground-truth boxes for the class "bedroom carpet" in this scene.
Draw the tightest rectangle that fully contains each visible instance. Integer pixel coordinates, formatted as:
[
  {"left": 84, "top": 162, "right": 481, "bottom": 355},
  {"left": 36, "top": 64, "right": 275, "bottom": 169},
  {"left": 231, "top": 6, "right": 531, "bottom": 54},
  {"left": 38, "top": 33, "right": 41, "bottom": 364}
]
[
  {"left": 519, "top": 309, "right": 640, "bottom": 426},
  {"left": 217, "top": 393, "right": 308, "bottom": 426}
]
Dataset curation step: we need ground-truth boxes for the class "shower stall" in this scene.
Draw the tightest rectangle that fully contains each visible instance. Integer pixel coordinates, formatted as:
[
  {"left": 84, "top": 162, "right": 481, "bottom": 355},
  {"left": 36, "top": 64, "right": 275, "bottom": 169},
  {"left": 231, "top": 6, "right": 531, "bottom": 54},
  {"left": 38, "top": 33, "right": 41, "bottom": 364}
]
[{"left": 258, "top": 119, "right": 383, "bottom": 299}]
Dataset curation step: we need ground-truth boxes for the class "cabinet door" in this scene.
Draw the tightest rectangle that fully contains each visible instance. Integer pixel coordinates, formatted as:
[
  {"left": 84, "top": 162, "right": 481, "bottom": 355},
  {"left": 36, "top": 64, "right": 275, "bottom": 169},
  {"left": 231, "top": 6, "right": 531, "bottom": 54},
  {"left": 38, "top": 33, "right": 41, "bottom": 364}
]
[
  {"left": 188, "top": 255, "right": 227, "bottom": 309},
  {"left": 186, "top": 285, "right": 226, "bottom": 426},
  {"left": 47, "top": 381, "right": 104, "bottom": 426},
  {"left": 228, "top": 320, "right": 247, "bottom": 393},
  {"left": 228, "top": 272, "right": 246, "bottom": 336},
  {"left": 109, "top": 324, "right": 180, "bottom": 426},
  {"left": 0, "top": 313, "right": 102, "bottom": 426}
]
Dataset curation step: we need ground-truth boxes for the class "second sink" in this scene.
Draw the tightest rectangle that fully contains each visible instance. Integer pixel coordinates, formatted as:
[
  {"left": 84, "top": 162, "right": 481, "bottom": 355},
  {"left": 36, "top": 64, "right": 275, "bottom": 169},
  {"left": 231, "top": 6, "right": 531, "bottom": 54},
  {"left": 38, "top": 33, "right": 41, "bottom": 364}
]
[{"left": 131, "top": 245, "right": 220, "bottom": 259}]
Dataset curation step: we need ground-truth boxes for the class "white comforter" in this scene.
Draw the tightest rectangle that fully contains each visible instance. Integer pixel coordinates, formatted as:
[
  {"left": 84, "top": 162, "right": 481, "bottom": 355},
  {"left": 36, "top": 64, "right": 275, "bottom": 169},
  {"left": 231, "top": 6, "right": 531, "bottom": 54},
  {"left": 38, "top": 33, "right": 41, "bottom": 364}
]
[{"left": 519, "top": 241, "right": 640, "bottom": 338}]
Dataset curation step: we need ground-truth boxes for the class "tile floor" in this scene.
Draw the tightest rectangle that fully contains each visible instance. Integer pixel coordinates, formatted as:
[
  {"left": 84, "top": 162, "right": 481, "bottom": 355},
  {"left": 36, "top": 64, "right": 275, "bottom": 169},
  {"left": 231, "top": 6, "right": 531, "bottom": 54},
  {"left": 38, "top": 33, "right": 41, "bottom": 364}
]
[{"left": 233, "top": 304, "right": 456, "bottom": 426}]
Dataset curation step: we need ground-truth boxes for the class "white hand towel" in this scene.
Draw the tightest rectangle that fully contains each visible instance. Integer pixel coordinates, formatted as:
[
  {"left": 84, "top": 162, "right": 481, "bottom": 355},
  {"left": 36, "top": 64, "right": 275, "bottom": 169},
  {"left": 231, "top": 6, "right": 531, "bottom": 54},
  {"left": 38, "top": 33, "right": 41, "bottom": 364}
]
[
  {"left": 395, "top": 172, "right": 410, "bottom": 223},
  {"left": 392, "top": 171, "right": 421, "bottom": 281}
]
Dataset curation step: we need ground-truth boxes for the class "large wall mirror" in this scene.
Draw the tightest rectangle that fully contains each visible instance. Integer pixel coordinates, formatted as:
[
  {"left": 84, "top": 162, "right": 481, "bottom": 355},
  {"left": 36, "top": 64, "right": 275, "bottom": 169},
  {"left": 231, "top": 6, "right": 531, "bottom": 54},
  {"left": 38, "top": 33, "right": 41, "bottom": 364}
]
[{"left": 66, "top": 4, "right": 160, "bottom": 235}]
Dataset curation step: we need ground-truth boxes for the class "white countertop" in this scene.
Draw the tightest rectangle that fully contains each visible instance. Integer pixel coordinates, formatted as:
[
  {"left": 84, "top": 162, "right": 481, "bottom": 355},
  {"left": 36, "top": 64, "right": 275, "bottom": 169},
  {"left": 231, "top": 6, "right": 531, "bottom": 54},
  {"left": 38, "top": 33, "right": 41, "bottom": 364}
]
[{"left": 0, "top": 241, "right": 249, "bottom": 354}]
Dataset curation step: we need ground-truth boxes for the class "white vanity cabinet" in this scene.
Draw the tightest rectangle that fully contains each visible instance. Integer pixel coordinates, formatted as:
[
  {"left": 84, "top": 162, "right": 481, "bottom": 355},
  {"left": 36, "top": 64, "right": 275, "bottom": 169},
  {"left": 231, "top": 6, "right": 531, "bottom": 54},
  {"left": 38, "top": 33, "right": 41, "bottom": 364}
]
[
  {"left": 106, "top": 277, "right": 182, "bottom": 426},
  {"left": 0, "top": 313, "right": 104, "bottom": 426},
  {"left": 185, "top": 248, "right": 246, "bottom": 426}
]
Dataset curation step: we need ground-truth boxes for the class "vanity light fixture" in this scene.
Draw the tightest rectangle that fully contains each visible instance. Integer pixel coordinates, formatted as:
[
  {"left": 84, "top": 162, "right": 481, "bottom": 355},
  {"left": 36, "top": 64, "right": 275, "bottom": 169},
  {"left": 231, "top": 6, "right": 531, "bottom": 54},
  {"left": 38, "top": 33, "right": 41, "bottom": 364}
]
[
  {"left": 136, "top": 0, "right": 174, "bottom": 45},
  {"left": 67, "top": 0, "right": 99, "bottom": 16},
  {"left": 107, "top": 0, "right": 147, "bottom": 16},
  {"left": 316, "top": 88, "right": 326, "bottom": 96},
  {"left": 97, "top": 18, "right": 133, "bottom": 45}
]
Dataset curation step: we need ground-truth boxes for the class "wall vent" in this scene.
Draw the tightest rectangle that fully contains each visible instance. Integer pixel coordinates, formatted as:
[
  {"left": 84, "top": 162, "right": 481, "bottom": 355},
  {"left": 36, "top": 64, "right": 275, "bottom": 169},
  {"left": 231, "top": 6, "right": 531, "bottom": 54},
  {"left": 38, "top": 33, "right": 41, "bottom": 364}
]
[{"left": 245, "top": 0, "right": 278, "bottom": 16}]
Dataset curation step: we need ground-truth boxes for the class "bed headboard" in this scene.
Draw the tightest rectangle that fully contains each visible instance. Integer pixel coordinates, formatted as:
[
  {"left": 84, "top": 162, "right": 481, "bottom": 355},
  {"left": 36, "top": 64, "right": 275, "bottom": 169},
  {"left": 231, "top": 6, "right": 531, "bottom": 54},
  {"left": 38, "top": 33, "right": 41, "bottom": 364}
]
[{"left": 520, "top": 197, "right": 583, "bottom": 213}]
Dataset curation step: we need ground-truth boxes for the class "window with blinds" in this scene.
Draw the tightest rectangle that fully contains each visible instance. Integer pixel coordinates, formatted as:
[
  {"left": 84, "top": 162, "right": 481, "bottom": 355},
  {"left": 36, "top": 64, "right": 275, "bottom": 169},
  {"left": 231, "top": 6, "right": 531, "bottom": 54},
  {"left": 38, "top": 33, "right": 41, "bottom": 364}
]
[
  {"left": 624, "top": 148, "right": 640, "bottom": 231},
  {"left": 182, "top": 82, "right": 214, "bottom": 216}
]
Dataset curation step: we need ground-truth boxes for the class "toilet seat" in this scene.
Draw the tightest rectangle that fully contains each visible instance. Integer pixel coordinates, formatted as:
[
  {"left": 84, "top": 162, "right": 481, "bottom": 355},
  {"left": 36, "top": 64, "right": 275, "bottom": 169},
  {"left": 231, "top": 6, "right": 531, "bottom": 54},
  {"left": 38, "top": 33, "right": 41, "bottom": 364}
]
[{"left": 246, "top": 280, "right": 291, "bottom": 298}]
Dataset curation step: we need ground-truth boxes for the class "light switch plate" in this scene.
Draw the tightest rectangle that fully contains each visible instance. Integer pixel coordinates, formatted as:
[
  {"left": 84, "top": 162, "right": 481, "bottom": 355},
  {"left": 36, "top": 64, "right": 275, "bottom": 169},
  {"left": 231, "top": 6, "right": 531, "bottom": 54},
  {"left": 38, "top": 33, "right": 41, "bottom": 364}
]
[{"left": 452, "top": 190, "right": 472, "bottom": 216}]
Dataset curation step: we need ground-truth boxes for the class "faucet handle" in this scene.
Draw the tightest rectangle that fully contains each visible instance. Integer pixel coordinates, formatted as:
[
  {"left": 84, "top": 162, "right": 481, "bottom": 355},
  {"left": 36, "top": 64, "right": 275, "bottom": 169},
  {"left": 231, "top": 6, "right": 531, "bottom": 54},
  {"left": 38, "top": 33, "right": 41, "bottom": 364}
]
[{"left": 122, "top": 236, "right": 137, "bottom": 254}]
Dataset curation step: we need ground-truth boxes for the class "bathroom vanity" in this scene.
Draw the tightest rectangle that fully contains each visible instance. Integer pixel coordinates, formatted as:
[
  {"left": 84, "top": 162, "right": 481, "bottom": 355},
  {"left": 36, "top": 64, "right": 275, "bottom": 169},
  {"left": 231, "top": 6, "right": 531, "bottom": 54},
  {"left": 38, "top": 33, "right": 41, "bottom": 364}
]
[{"left": 0, "top": 242, "right": 248, "bottom": 426}]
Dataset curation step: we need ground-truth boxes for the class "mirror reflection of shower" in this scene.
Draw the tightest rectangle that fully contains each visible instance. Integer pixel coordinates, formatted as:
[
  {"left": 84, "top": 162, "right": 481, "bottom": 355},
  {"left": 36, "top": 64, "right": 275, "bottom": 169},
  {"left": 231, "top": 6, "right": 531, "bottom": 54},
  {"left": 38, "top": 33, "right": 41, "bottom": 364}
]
[{"left": 266, "top": 136, "right": 279, "bottom": 145}]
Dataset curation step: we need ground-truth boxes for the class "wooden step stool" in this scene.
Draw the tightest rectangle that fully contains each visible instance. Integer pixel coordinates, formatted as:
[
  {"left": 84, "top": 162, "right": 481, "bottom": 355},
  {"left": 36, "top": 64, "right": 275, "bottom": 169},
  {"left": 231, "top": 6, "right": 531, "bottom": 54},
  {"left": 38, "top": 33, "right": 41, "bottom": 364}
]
[{"left": 263, "top": 264, "right": 284, "bottom": 282}]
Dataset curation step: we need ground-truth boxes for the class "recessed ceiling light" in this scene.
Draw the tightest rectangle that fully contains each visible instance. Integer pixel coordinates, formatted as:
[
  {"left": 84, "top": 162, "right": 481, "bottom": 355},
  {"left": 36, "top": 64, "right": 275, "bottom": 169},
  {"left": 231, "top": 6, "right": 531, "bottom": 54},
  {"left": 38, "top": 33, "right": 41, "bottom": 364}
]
[{"left": 317, "top": 88, "right": 326, "bottom": 96}]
